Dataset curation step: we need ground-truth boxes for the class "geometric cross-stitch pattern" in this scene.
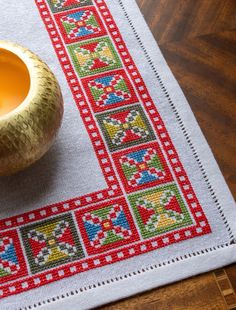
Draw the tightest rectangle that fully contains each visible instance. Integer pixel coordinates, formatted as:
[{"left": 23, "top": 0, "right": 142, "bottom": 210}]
[
  {"left": 96, "top": 104, "right": 156, "bottom": 152},
  {"left": 128, "top": 184, "right": 193, "bottom": 239},
  {"left": 0, "top": 230, "right": 28, "bottom": 283},
  {"left": 0, "top": 0, "right": 213, "bottom": 300},
  {"left": 75, "top": 198, "right": 139, "bottom": 254},
  {"left": 47, "top": 0, "right": 93, "bottom": 13},
  {"left": 0, "top": 237, "right": 20, "bottom": 278},
  {"left": 113, "top": 142, "right": 173, "bottom": 193},
  {"left": 55, "top": 7, "right": 106, "bottom": 43},
  {"left": 82, "top": 69, "right": 138, "bottom": 112},
  {"left": 68, "top": 37, "right": 122, "bottom": 77},
  {"left": 21, "top": 214, "right": 84, "bottom": 273}
]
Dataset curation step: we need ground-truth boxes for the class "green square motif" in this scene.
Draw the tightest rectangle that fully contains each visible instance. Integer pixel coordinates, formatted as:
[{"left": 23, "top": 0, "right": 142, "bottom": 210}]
[
  {"left": 20, "top": 213, "right": 84, "bottom": 274},
  {"left": 96, "top": 104, "right": 156, "bottom": 152},
  {"left": 47, "top": 0, "right": 93, "bottom": 13},
  {"left": 68, "top": 37, "right": 122, "bottom": 77},
  {"left": 128, "top": 184, "right": 193, "bottom": 239}
]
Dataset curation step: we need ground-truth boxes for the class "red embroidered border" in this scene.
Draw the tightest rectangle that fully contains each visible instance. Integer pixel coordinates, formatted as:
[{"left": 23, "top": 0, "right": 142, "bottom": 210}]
[{"left": 0, "top": 0, "right": 211, "bottom": 298}]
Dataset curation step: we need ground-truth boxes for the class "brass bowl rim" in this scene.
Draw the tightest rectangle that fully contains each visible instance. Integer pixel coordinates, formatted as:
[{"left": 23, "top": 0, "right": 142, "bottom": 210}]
[{"left": 0, "top": 40, "right": 37, "bottom": 121}]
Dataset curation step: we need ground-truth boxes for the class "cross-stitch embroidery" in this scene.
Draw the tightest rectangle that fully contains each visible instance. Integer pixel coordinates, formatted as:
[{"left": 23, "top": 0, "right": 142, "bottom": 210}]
[
  {"left": 82, "top": 69, "right": 138, "bottom": 112},
  {"left": 0, "top": 0, "right": 211, "bottom": 298},
  {"left": 96, "top": 104, "right": 156, "bottom": 151},
  {"left": 47, "top": 0, "right": 93, "bottom": 13},
  {"left": 113, "top": 142, "right": 173, "bottom": 192},
  {"left": 56, "top": 7, "right": 106, "bottom": 43},
  {"left": 76, "top": 198, "right": 139, "bottom": 254},
  {"left": 21, "top": 214, "right": 84, "bottom": 273},
  {"left": 0, "top": 231, "right": 27, "bottom": 283},
  {"left": 68, "top": 37, "right": 122, "bottom": 77},
  {"left": 128, "top": 184, "right": 193, "bottom": 239}
]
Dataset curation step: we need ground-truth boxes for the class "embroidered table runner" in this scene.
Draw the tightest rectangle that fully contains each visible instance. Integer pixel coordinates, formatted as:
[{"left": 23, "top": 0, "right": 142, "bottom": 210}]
[{"left": 1, "top": 0, "right": 236, "bottom": 309}]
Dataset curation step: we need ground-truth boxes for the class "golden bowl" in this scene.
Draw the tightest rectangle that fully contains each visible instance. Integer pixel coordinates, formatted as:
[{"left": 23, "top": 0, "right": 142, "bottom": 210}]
[{"left": 0, "top": 41, "right": 63, "bottom": 176}]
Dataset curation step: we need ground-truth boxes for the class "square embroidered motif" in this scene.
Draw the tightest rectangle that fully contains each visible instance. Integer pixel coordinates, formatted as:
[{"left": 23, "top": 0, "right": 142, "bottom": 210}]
[
  {"left": 0, "top": 230, "right": 28, "bottom": 283},
  {"left": 55, "top": 7, "right": 106, "bottom": 44},
  {"left": 75, "top": 198, "right": 139, "bottom": 255},
  {"left": 82, "top": 69, "right": 138, "bottom": 112},
  {"left": 46, "top": 0, "right": 93, "bottom": 13},
  {"left": 113, "top": 142, "right": 173, "bottom": 193},
  {"left": 128, "top": 184, "right": 193, "bottom": 239},
  {"left": 96, "top": 104, "right": 156, "bottom": 152},
  {"left": 20, "top": 214, "right": 84, "bottom": 274},
  {"left": 67, "top": 37, "right": 122, "bottom": 77}
]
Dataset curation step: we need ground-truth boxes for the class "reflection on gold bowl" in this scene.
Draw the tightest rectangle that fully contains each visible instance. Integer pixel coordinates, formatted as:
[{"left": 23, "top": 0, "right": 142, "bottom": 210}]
[{"left": 0, "top": 41, "right": 64, "bottom": 176}]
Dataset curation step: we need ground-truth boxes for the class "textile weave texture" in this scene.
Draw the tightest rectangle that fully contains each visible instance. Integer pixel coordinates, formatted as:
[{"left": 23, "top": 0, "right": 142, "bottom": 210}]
[{"left": 0, "top": 0, "right": 236, "bottom": 309}]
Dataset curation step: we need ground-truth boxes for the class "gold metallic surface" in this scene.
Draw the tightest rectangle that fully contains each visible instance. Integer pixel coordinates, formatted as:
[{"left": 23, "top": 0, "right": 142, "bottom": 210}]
[{"left": 0, "top": 41, "right": 64, "bottom": 176}]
